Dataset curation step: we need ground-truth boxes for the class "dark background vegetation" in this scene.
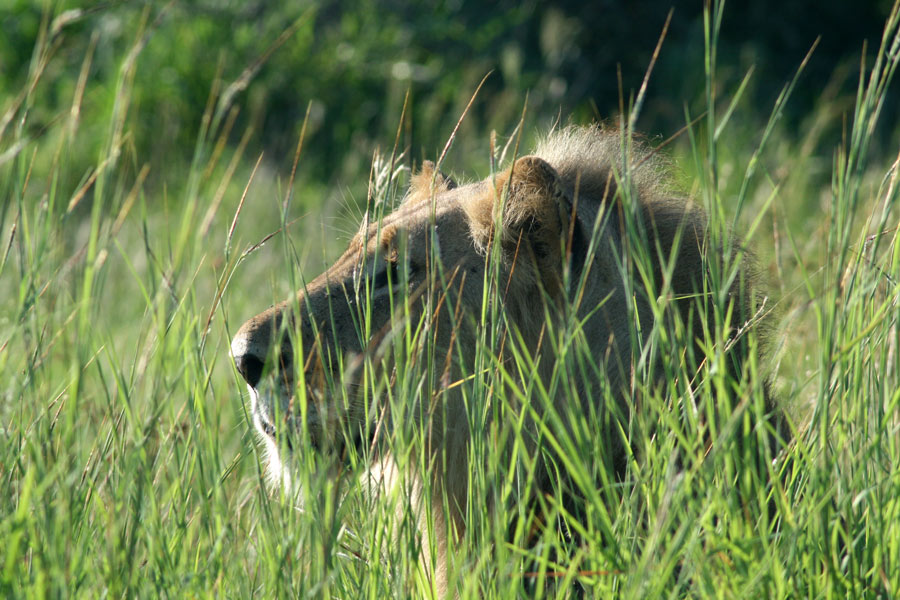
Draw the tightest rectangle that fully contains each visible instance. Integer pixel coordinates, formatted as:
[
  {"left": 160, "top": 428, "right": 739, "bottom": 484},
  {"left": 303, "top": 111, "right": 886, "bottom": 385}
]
[{"left": 1, "top": 0, "right": 895, "bottom": 198}]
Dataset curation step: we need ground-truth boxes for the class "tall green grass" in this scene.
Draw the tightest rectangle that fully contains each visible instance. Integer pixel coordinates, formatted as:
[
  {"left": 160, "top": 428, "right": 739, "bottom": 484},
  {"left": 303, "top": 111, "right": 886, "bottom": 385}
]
[{"left": 2, "top": 1, "right": 900, "bottom": 598}]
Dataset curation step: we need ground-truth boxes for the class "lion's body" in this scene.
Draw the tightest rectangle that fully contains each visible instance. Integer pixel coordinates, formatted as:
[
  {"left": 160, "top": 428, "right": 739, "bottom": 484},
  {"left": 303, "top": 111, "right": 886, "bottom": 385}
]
[{"left": 231, "top": 126, "right": 778, "bottom": 594}]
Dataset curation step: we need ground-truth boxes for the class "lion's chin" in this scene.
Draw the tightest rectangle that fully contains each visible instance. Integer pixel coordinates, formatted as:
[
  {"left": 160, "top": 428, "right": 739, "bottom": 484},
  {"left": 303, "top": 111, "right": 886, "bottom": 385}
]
[
  {"left": 245, "top": 385, "right": 296, "bottom": 493},
  {"left": 248, "top": 381, "right": 351, "bottom": 489}
]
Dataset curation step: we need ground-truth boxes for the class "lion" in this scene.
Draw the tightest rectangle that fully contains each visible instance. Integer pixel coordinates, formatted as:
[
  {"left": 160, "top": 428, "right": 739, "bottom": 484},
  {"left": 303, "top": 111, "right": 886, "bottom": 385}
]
[{"left": 230, "top": 125, "right": 782, "bottom": 593}]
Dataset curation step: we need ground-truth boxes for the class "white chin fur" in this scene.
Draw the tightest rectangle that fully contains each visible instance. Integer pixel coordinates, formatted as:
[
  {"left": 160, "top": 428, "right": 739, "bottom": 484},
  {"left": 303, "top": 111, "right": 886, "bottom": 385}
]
[{"left": 247, "top": 385, "right": 293, "bottom": 493}]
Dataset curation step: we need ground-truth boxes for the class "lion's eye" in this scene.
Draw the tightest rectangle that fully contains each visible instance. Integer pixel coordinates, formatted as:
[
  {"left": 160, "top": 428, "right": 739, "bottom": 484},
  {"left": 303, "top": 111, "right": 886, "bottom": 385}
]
[{"left": 373, "top": 260, "right": 400, "bottom": 290}]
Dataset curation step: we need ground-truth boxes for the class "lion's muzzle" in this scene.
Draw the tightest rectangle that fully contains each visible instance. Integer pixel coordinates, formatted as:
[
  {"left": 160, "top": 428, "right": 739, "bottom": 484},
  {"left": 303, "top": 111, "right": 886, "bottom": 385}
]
[{"left": 231, "top": 302, "right": 293, "bottom": 390}]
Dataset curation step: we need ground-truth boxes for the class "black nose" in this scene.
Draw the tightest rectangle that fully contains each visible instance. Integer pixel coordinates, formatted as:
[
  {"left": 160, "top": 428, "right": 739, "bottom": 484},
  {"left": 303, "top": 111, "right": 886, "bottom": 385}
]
[{"left": 234, "top": 354, "right": 265, "bottom": 388}]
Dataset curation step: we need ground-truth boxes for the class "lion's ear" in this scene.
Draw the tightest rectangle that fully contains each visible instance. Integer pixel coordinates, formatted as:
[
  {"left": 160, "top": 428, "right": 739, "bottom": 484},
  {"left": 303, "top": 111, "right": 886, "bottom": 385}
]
[
  {"left": 494, "top": 155, "right": 571, "bottom": 265},
  {"left": 407, "top": 160, "right": 456, "bottom": 203}
]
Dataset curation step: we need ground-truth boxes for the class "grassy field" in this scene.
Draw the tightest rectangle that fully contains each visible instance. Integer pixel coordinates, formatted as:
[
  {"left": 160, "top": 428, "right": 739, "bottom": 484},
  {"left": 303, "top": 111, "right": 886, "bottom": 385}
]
[{"left": 3, "top": 3, "right": 900, "bottom": 598}]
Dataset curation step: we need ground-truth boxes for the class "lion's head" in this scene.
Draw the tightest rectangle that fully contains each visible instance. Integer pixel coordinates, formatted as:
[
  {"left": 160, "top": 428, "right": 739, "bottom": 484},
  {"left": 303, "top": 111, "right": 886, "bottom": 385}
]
[{"left": 230, "top": 125, "right": 775, "bottom": 532}]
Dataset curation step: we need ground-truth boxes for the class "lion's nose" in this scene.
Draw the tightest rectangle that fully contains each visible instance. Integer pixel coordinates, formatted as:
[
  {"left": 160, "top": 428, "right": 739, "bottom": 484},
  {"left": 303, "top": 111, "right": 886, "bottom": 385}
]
[
  {"left": 231, "top": 328, "right": 268, "bottom": 388},
  {"left": 232, "top": 303, "right": 295, "bottom": 390},
  {"left": 234, "top": 352, "right": 265, "bottom": 388}
]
